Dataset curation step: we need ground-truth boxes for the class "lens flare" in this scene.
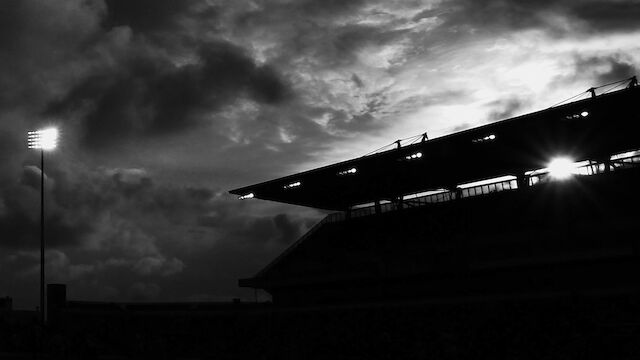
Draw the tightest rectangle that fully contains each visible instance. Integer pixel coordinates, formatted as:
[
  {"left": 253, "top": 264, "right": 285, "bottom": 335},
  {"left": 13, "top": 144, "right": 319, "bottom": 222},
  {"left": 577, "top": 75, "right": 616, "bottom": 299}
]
[{"left": 547, "top": 157, "right": 576, "bottom": 180}]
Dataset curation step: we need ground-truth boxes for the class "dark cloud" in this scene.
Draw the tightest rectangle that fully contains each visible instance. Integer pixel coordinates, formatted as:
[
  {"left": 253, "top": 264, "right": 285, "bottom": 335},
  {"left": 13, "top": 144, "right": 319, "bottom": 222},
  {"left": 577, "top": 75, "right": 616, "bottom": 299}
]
[
  {"left": 128, "top": 282, "right": 161, "bottom": 300},
  {"left": 297, "top": 0, "right": 367, "bottom": 15},
  {"left": 112, "top": 170, "right": 154, "bottom": 197},
  {"left": 0, "top": 0, "right": 29, "bottom": 55},
  {"left": 554, "top": 54, "right": 638, "bottom": 88},
  {"left": 235, "top": 5, "right": 407, "bottom": 70},
  {"left": 572, "top": 1, "right": 640, "bottom": 33},
  {"left": 19, "top": 165, "right": 43, "bottom": 190},
  {"left": 437, "top": 0, "right": 561, "bottom": 33},
  {"left": 200, "top": 211, "right": 305, "bottom": 246},
  {"left": 436, "top": 0, "right": 640, "bottom": 35},
  {"left": 236, "top": 0, "right": 367, "bottom": 27},
  {"left": 0, "top": 130, "right": 23, "bottom": 185},
  {"left": 333, "top": 25, "right": 408, "bottom": 55},
  {"left": 103, "top": 0, "right": 194, "bottom": 33},
  {"left": 487, "top": 97, "right": 528, "bottom": 122},
  {"left": 0, "top": 181, "right": 92, "bottom": 249},
  {"left": 52, "top": 167, "right": 213, "bottom": 229},
  {"left": 351, "top": 74, "right": 365, "bottom": 88},
  {"left": 450, "top": 123, "right": 472, "bottom": 133},
  {"left": 0, "top": 159, "right": 321, "bottom": 305},
  {"left": 0, "top": 0, "right": 102, "bottom": 111},
  {"left": 47, "top": 41, "right": 291, "bottom": 148},
  {"left": 273, "top": 213, "right": 301, "bottom": 244},
  {"left": 576, "top": 55, "right": 638, "bottom": 85}
]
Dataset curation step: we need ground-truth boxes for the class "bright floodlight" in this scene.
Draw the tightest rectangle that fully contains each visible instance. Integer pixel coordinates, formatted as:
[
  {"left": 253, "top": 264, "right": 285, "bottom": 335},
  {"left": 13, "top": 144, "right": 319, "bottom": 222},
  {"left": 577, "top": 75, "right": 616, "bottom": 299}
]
[
  {"left": 238, "top": 193, "right": 255, "bottom": 200},
  {"left": 547, "top": 157, "right": 576, "bottom": 180},
  {"left": 28, "top": 128, "right": 59, "bottom": 150}
]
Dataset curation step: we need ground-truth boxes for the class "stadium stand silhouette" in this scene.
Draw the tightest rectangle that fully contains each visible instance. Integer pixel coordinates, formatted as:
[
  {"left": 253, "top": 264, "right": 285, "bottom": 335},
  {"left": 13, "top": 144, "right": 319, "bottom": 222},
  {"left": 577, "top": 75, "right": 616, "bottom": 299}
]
[{"left": 235, "top": 77, "right": 640, "bottom": 308}]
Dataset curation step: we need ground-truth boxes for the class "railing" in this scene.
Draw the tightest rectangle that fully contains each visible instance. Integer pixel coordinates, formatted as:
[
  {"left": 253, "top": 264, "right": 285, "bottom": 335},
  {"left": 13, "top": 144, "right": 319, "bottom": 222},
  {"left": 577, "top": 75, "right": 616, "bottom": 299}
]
[
  {"left": 459, "top": 179, "right": 518, "bottom": 199},
  {"left": 326, "top": 153, "right": 640, "bottom": 223}
]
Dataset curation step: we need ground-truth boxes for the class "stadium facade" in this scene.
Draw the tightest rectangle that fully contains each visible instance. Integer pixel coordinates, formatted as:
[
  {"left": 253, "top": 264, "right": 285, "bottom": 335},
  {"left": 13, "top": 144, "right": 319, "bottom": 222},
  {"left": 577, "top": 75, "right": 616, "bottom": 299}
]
[{"left": 233, "top": 77, "right": 640, "bottom": 306}]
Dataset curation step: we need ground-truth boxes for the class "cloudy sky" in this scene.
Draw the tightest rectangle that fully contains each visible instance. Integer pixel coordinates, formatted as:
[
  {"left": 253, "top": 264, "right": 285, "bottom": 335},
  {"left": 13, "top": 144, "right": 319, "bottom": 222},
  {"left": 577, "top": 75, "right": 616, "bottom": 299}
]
[{"left": 1, "top": 0, "right": 639, "bottom": 308}]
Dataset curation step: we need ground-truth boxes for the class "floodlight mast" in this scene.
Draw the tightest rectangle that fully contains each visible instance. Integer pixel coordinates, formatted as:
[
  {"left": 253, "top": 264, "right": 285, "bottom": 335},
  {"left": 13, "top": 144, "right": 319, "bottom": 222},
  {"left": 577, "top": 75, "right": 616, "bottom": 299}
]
[{"left": 27, "top": 128, "right": 58, "bottom": 325}]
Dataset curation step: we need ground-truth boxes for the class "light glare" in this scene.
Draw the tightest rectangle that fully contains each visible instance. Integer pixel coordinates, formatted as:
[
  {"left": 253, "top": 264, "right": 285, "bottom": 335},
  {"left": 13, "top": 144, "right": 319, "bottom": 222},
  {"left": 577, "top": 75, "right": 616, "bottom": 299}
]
[
  {"left": 472, "top": 134, "right": 496, "bottom": 143},
  {"left": 338, "top": 167, "right": 357, "bottom": 176},
  {"left": 238, "top": 193, "right": 255, "bottom": 200},
  {"left": 547, "top": 157, "right": 577, "bottom": 180},
  {"left": 405, "top": 152, "right": 423, "bottom": 160},
  {"left": 283, "top": 181, "right": 301, "bottom": 189}
]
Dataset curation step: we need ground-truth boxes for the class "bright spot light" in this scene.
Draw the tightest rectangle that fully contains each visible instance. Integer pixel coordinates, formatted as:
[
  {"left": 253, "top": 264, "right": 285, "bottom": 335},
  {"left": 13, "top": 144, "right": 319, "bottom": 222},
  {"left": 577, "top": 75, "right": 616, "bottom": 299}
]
[
  {"left": 238, "top": 193, "right": 254, "bottom": 200},
  {"left": 405, "top": 152, "right": 423, "bottom": 160},
  {"left": 547, "top": 157, "right": 577, "bottom": 180},
  {"left": 27, "top": 127, "right": 59, "bottom": 150},
  {"left": 338, "top": 167, "right": 357, "bottom": 176},
  {"left": 581, "top": 111, "right": 589, "bottom": 117},
  {"left": 472, "top": 134, "right": 496, "bottom": 143},
  {"left": 283, "top": 181, "right": 301, "bottom": 189}
]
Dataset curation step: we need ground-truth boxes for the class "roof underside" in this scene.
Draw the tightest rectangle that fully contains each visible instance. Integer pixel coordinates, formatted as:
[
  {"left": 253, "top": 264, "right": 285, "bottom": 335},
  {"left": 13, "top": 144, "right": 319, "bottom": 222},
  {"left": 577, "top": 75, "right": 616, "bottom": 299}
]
[{"left": 230, "top": 87, "right": 640, "bottom": 210}]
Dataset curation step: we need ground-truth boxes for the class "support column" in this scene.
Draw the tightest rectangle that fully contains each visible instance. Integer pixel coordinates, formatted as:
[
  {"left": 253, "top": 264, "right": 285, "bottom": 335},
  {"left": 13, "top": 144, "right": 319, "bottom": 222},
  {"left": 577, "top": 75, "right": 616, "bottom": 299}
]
[
  {"left": 374, "top": 200, "right": 381, "bottom": 215},
  {"left": 516, "top": 174, "right": 528, "bottom": 190},
  {"left": 447, "top": 184, "right": 459, "bottom": 200},
  {"left": 40, "top": 149, "right": 45, "bottom": 325},
  {"left": 455, "top": 187, "right": 463, "bottom": 200}
]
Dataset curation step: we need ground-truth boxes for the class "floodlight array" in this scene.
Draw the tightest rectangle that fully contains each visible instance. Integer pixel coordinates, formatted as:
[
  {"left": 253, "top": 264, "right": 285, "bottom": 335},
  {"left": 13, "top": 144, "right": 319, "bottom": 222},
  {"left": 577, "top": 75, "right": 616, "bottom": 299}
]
[{"left": 27, "top": 128, "right": 59, "bottom": 150}]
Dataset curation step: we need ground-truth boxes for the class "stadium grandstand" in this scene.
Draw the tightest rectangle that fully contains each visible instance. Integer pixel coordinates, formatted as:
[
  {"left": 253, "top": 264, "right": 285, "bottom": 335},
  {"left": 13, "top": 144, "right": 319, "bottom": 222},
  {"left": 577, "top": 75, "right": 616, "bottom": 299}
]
[
  {"left": 233, "top": 76, "right": 640, "bottom": 306},
  {"left": 3, "top": 78, "right": 639, "bottom": 359}
]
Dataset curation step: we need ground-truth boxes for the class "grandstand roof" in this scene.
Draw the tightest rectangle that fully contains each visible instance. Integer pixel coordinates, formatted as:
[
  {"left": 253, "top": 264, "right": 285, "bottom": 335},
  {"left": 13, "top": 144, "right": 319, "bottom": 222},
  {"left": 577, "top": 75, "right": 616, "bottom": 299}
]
[{"left": 230, "top": 83, "right": 640, "bottom": 210}]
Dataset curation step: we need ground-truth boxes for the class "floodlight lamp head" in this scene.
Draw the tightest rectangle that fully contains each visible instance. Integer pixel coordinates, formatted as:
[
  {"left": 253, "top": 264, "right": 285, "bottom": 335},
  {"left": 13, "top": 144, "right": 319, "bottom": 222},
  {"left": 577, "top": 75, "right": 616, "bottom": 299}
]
[{"left": 28, "top": 128, "right": 59, "bottom": 151}]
